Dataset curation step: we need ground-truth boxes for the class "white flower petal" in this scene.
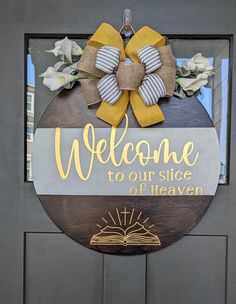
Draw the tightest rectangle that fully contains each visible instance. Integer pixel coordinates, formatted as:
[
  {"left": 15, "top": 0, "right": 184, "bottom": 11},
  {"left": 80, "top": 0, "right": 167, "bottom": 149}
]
[
  {"left": 185, "top": 60, "right": 197, "bottom": 71},
  {"left": 192, "top": 53, "right": 210, "bottom": 65},
  {"left": 197, "top": 63, "right": 207, "bottom": 72},
  {"left": 62, "top": 62, "right": 78, "bottom": 74},
  {"left": 46, "top": 37, "right": 83, "bottom": 62},
  {"left": 53, "top": 61, "right": 70, "bottom": 72},
  {"left": 177, "top": 73, "right": 209, "bottom": 92},
  {"left": 40, "top": 66, "right": 76, "bottom": 91},
  {"left": 43, "top": 77, "right": 63, "bottom": 91},
  {"left": 59, "top": 37, "right": 73, "bottom": 63},
  {"left": 182, "top": 53, "right": 214, "bottom": 74},
  {"left": 46, "top": 46, "right": 63, "bottom": 56},
  {"left": 39, "top": 67, "right": 56, "bottom": 78},
  {"left": 71, "top": 41, "right": 83, "bottom": 56}
]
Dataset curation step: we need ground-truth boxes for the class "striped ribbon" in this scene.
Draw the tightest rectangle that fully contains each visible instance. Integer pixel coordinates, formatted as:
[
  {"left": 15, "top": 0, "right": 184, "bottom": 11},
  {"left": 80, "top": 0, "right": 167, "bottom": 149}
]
[
  {"left": 96, "top": 46, "right": 120, "bottom": 74},
  {"left": 96, "top": 45, "right": 166, "bottom": 105},
  {"left": 137, "top": 45, "right": 161, "bottom": 73},
  {"left": 97, "top": 74, "right": 122, "bottom": 104},
  {"left": 96, "top": 46, "right": 121, "bottom": 104},
  {"left": 138, "top": 74, "right": 166, "bottom": 106}
]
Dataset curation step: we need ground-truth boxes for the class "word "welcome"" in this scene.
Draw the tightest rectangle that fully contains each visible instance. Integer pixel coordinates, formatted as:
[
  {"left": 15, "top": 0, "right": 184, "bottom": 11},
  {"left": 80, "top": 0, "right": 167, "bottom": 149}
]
[{"left": 55, "top": 115, "right": 199, "bottom": 181}]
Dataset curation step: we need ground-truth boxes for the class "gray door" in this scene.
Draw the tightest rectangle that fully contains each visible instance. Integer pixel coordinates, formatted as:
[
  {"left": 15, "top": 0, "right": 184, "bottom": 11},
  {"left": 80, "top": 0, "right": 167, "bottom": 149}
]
[{"left": 1, "top": 1, "right": 236, "bottom": 303}]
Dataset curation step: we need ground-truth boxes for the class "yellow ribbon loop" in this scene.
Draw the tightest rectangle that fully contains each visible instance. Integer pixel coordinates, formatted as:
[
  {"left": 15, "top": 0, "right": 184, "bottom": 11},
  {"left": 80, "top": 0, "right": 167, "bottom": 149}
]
[
  {"left": 125, "top": 26, "right": 166, "bottom": 63},
  {"left": 88, "top": 23, "right": 126, "bottom": 60}
]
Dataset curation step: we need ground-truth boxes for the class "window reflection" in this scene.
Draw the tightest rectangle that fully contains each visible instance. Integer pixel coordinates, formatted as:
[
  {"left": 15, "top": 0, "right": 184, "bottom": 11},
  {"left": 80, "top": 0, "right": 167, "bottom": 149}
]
[
  {"left": 26, "top": 52, "right": 35, "bottom": 181},
  {"left": 171, "top": 39, "right": 230, "bottom": 184},
  {"left": 26, "top": 38, "right": 230, "bottom": 184}
]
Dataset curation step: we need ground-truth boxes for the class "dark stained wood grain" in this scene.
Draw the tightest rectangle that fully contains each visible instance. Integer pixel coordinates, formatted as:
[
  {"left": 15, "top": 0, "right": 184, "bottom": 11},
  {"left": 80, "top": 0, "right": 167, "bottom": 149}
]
[
  {"left": 38, "top": 84, "right": 213, "bottom": 128},
  {"left": 35, "top": 83, "right": 216, "bottom": 255},
  {"left": 39, "top": 195, "right": 212, "bottom": 255}
]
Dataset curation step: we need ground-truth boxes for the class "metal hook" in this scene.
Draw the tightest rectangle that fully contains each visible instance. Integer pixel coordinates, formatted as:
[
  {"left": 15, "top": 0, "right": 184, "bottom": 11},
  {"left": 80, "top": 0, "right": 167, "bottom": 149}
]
[{"left": 119, "top": 8, "right": 135, "bottom": 39}]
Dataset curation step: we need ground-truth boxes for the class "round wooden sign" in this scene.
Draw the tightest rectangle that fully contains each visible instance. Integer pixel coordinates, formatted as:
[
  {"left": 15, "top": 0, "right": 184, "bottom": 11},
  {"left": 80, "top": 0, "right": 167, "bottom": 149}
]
[{"left": 33, "top": 85, "right": 220, "bottom": 255}]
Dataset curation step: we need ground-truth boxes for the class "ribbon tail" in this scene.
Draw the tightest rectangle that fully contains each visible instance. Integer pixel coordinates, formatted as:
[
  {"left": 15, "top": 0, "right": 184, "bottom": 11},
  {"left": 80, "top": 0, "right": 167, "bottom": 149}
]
[
  {"left": 96, "top": 91, "right": 129, "bottom": 127},
  {"left": 80, "top": 79, "right": 102, "bottom": 106},
  {"left": 130, "top": 91, "right": 164, "bottom": 127}
]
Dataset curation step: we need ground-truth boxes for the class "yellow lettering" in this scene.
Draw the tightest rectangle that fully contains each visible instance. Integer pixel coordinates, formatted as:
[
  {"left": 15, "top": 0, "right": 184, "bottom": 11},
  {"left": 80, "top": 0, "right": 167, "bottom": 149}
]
[
  {"left": 55, "top": 128, "right": 94, "bottom": 181},
  {"left": 54, "top": 115, "right": 200, "bottom": 181}
]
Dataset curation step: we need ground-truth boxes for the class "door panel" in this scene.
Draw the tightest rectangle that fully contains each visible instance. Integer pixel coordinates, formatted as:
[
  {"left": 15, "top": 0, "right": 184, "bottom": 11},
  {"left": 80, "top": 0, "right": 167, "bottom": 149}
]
[
  {"left": 147, "top": 236, "right": 226, "bottom": 304},
  {"left": 25, "top": 234, "right": 103, "bottom": 304},
  {"left": 103, "top": 255, "right": 146, "bottom": 304},
  {"left": 190, "top": 187, "right": 229, "bottom": 235},
  {"left": 24, "top": 184, "right": 59, "bottom": 232}
]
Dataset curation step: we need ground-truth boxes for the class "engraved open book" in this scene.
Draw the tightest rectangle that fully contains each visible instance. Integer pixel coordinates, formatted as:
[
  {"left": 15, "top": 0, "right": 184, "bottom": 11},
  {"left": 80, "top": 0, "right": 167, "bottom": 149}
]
[{"left": 90, "top": 222, "right": 161, "bottom": 246}]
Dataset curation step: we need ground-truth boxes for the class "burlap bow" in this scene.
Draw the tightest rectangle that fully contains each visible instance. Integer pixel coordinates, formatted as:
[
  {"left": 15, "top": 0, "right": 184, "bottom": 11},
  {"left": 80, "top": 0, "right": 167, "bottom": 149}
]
[
  {"left": 96, "top": 45, "right": 166, "bottom": 106},
  {"left": 77, "top": 23, "right": 176, "bottom": 127}
]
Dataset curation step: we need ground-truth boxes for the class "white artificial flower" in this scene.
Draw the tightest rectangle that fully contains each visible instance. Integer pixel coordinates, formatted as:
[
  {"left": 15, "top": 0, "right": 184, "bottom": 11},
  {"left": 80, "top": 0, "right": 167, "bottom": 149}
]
[
  {"left": 39, "top": 67, "right": 78, "bottom": 91},
  {"left": 176, "top": 73, "right": 209, "bottom": 92},
  {"left": 47, "top": 37, "right": 83, "bottom": 63},
  {"left": 62, "top": 62, "right": 79, "bottom": 74},
  {"left": 62, "top": 63, "right": 80, "bottom": 89},
  {"left": 183, "top": 53, "right": 213, "bottom": 74},
  {"left": 53, "top": 60, "right": 70, "bottom": 72}
]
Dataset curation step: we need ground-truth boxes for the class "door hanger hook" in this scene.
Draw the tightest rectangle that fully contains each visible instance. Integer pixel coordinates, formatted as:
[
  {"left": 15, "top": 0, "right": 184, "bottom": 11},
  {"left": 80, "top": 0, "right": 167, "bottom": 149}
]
[{"left": 119, "top": 8, "right": 135, "bottom": 39}]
